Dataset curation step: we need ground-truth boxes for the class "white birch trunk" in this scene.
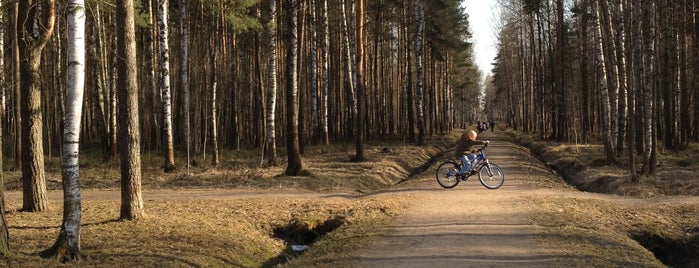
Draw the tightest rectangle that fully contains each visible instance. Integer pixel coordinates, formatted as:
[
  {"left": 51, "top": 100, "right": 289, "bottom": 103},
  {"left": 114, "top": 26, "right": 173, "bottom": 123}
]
[
  {"left": 641, "top": 0, "right": 656, "bottom": 174},
  {"left": 310, "top": 0, "right": 318, "bottom": 141},
  {"left": 321, "top": 0, "right": 330, "bottom": 145},
  {"left": 414, "top": 0, "right": 426, "bottom": 145},
  {"left": 110, "top": 14, "right": 118, "bottom": 158},
  {"left": 285, "top": 0, "right": 303, "bottom": 175},
  {"left": 341, "top": 0, "right": 357, "bottom": 120},
  {"left": 595, "top": 0, "right": 616, "bottom": 161},
  {"left": 157, "top": 0, "right": 176, "bottom": 172},
  {"left": 210, "top": 21, "right": 220, "bottom": 167},
  {"left": 43, "top": 0, "right": 85, "bottom": 260},
  {"left": 265, "top": 0, "right": 278, "bottom": 165}
]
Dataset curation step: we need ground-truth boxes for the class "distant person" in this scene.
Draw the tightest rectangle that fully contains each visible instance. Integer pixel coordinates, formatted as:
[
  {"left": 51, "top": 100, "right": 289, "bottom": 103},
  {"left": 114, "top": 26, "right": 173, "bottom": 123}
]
[
  {"left": 454, "top": 130, "right": 489, "bottom": 176},
  {"left": 490, "top": 121, "right": 495, "bottom": 131}
]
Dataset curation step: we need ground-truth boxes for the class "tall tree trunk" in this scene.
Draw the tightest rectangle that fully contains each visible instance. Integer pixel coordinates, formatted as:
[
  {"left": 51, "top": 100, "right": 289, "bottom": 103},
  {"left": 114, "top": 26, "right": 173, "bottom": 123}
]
[
  {"left": 405, "top": 4, "right": 415, "bottom": 143},
  {"left": 694, "top": 0, "right": 699, "bottom": 142},
  {"left": 264, "top": 0, "right": 278, "bottom": 166},
  {"left": 595, "top": 0, "right": 616, "bottom": 163},
  {"left": 181, "top": 0, "right": 191, "bottom": 172},
  {"left": 158, "top": 0, "right": 176, "bottom": 172},
  {"left": 285, "top": 0, "right": 303, "bottom": 176},
  {"left": 254, "top": 8, "right": 265, "bottom": 151},
  {"left": 640, "top": 0, "right": 655, "bottom": 175},
  {"left": 117, "top": 0, "right": 144, "bottom": 220},
  {"left": 625, "top": 0, "right": 637, "bottom": 180},
  {"left": 0, "top": 0, "right": 9, "bottom": 256},
  {"left": 613, "top": 0, "right": 629, "bottom": 154},
  {"left": 310, "top": 0, "right": 319, "bottom": 144},
  {"left": 13, "top": 0, "right": 22, "bottom": 170},
  {"left": 414, "top": 0, "right": 425, "bottom": 145},
  {"left": 555, "top": 0, "right": 568, "bottom": 140},
  {"left": 109, "top": 25, "right": 118, "bottom": 160},
  {"left": 352, "top": 0, "right": 366, "bottom": 161},
  {"left": 144, "top": 0, "right": 159, "bottom": 152},
  {"left": 320, "top": 0, "right": 330, "bottom": 145},
  {"left": 340, "top": 0, "right": 358, "bottom": 139},
  {"left": 210, "top": 19, "right": 220, "bottom": 167},
  {"left": 88, "top": 4, "right": 110, "bottom": 160},
  {"left": 41, "top": 0, "right": 86, "bottom": 260},
  {"left": 19, "top": 0, "right": 55, "bottom": 213}
]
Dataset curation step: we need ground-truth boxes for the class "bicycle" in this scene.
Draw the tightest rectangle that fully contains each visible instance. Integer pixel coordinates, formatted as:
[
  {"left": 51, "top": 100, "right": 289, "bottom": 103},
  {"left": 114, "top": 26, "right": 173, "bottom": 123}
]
[{"left": 435, "top": 144, "right": 505, "bottom": 189}]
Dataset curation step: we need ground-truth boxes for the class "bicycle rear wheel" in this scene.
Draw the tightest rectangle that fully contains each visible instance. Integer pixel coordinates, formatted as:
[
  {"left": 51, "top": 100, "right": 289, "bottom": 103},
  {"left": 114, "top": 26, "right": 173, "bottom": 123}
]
[
  {"left": 436, "top": 161, "right": 461, "bottom": 188},
  {"left": 477, "top": 163, "right": 504, "bottom": 189}
]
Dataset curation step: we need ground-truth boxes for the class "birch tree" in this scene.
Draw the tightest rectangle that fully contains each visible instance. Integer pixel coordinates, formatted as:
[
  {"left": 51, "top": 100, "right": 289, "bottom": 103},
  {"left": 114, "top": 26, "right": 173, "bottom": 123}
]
[
  {"left": 210, "top": 18, "right": 220, "bottom": 167},
  {"left": 158, "top": 0, "right": 176, "bottom": 172},
  {"left": 264, "top": 0, "right": 278, "bottom": 166},
  {"left": 596, "top": 0, "right": 617, "bottom": 163},
  {"left": 641, "top": 0, "right": 656, "bottom": 175},
  {"left": 340, "top": 0, "right": 358, "bottom": 139},
  {"left": 117, "top": 0, "right": 144, "bottom": 220},
  {"left": 414, "top": 0, "right": 426, "bottom": 145},
  {"left": 18, "top": 0, "right": 55, "bottom": 212},
  {"left": 320, "top": 0, "right": 330, "bottom": 145},
  {"left": 41, "top": 0, "right": 86, "bottom": 260},
  {"left": 310, "top": 0, "right": 319, "bottom": 144}
]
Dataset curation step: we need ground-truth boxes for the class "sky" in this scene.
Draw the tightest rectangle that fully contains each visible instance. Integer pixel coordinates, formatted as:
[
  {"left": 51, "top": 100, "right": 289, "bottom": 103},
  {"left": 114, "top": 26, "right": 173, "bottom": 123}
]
[{"left": 462, "top": 0, "right": 500, "bottom": 76}]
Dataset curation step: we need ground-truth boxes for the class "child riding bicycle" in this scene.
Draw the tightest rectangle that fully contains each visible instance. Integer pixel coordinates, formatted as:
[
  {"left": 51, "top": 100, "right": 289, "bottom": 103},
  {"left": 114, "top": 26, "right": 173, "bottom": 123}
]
[{"left": 453, "top": 130, "right": 489, "bottom": 176}]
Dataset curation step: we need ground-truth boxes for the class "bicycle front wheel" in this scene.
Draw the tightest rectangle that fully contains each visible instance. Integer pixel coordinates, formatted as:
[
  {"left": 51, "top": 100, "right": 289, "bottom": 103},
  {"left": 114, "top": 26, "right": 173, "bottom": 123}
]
[
  {"left": 478, "top": 163, "right": 504, "bottom": 189},
  {"left": 436, "top": 161, "right": 461, "bottom": 188}
]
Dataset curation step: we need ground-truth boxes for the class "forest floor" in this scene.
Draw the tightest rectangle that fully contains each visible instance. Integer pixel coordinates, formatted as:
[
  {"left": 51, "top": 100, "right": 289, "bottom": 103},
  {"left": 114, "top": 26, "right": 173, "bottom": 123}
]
[{"left": 1, "top": 128, "right": 698, "bottom": 267}]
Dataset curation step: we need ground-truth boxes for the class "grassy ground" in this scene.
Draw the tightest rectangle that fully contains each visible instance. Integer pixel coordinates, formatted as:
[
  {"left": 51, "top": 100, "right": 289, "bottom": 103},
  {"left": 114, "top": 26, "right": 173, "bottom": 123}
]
[
  {"left": 1, "top": 128, "right": 698, "bottom": 267},
  {"left": 1, "top": 133, "right": 455, "bottom": 267}
]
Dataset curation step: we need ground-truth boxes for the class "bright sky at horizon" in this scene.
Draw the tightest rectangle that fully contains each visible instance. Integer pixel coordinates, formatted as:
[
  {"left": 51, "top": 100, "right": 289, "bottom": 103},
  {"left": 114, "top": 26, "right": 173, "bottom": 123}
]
[{"left": 462, "top": 0, "right": 500, "bottom": 77}]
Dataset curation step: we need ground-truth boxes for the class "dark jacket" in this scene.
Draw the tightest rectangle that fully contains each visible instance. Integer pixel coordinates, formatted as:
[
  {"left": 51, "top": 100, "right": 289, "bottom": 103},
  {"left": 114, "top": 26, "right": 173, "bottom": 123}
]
[{"left": 454, "top": 133, "right": 488, "bottom": 156}]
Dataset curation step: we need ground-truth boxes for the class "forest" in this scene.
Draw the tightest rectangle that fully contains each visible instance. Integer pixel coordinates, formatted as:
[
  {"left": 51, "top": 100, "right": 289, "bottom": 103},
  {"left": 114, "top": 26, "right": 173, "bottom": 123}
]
[
  {"left": 2, "top": 0, "right": 479, "bottom": 260},
  {"left": 0, "top": 0, "right": 697, "bottom": 264},
  {"left": 490, "top": 0, "right": 699, "bottom": 178}
]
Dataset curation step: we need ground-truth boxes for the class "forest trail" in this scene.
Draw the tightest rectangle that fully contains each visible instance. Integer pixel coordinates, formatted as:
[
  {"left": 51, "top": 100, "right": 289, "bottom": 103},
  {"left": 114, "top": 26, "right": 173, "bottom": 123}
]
[
  {"left": 345, "top": 131, "right": 666, "bottom": 268},
  {"left": 4, "top": 131, "right": 691, "bottom": 267}
]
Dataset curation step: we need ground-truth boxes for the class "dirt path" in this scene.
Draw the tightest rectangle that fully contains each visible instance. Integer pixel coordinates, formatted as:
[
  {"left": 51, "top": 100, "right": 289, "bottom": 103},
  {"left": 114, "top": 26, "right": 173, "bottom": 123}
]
[{"left": 347, "top": 131, "right": 666, "bottom": 268}]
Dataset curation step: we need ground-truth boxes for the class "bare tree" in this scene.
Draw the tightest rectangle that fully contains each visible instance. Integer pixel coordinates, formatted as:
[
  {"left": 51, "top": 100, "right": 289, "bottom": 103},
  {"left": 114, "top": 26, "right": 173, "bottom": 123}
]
[
  {"left": 351, "top": 0, "right": 366, "bottom": 161},
  {"left": 117, "top": 0, "right": 144, "bottom": 220},
  {"left": 41, "top": 0, "right": 86, "bottom": 260},
  {"left": 596, "top": 0, "right": 617, "bottom": 163},
  {"left": 181, "top": 0, "right": 191, "bottom": 172},
  {"left": 158, "top": 0, "right": 176, "bottom": 172},
  {"left": 18, "top": 0, "right": 55, "bottom": 212},
  {"left": 285, "top": 0, "right": 304, "bottom": 176},
  {"left": 414, "top": 0, "right": 425, "bottom": 145},
  {"left": 320, "top": 0, "right": 330, "bottom": 145},
  {"left": 210, "top": 17, "right": 220, "bottom": 167},
  {"left": 264, "top": 0, "right": 279, "bottom": 166}
]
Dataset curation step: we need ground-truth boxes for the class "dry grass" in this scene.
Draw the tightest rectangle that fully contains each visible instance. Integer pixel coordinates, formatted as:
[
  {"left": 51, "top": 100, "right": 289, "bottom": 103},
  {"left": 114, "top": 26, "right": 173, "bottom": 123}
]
[{"left": 1, "top": 134, "right": 456, "bottom": 267}]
